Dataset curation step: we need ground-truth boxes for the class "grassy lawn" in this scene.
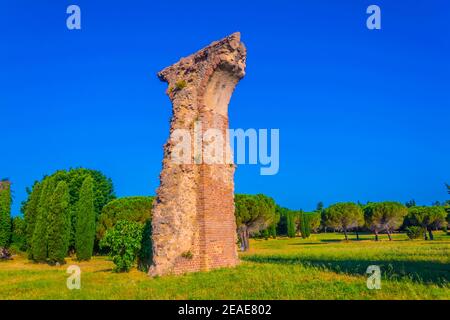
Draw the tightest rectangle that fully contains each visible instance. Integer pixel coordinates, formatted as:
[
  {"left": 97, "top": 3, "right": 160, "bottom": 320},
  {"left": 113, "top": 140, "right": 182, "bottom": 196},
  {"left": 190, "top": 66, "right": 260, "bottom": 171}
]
[{"left": 0, "top": 232, "right": 449, "bottom": 300}]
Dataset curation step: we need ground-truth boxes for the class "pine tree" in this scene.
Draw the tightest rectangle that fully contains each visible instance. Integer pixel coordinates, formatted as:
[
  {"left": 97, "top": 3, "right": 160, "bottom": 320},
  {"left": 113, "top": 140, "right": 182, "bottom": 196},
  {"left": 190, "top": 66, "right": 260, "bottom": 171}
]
[
  {"left": 0, "top": 180, "right": 12, "bottom": 249},
  {"left": 31, "top": 177, "right": 55, "bottom": 262},
  {"left": 23, "top": 182, "right": 42, "bottom": 258},
  {"left": 47, "top": 181, "right": 70, "bottom": 264},
  {"left": 75, "top": 176, "right": 95, "bottom": 261}
]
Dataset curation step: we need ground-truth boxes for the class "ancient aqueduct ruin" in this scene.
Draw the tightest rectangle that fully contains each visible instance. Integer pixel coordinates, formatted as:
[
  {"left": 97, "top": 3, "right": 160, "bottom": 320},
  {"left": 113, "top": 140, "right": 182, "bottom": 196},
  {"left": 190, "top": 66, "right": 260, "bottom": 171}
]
[{"left": 149, "top": 33, "right": 246, "bottom": 276}]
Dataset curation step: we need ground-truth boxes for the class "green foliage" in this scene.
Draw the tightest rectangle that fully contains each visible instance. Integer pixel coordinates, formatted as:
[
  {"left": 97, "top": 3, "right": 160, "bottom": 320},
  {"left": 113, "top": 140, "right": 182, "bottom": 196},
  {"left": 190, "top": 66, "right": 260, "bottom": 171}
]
[
  {"left": 405, "top": 226, "right": 424, "bottom": 240},
  {"left": 275, "top": 206, "right": 290, "bottom": 235},
  {"left": 2, "top": 232, "right": 450, "bottom": 299},
  {"left": 31, "top": 177, "right": 56, "bottom": 262},
  {"left": 22, "top": 168, "right": 115, "bottom": 252},
  {"left": 407, "top": 206, "right": 447, "bottom": 240},
  {"left": 65, "top": 169, "right": 115, "bottom": 249},
  {"left": 324, "top": 202, "right": 364, "bottom": 240},
  {"left": 75, "top": 176, "right": 96, "bottom": 261},
  {"left": 96, "top": 196, "right": 154, "bottom": 241},
  {"left": 308, "top": 212, "right": 321, "bottom": 233},
  {"left": 23, "top": 181, "right": 41, "bottom": 255},
  {"left": 47, "top": 181, "right": 71, "bottom": 264},
  {"left": 138, "top": 220, "right": 153, "bottom": 272},
  {"left": 10, "top": 216, "right": 26, "bottom": 252},
  {"left": 364, "top": 202, "right": 408, "bottom": 240},
  {"left": 264, "top": 208, "right": 280, "bottom": 239},
  {"left": 235, "top": 194, "right": 276, "bottom": 250},
  {"left": 181, "top": 251, "right": 193, "bottom": 259},
  {"left": 447, "top": 210, "right": 450, "bottom": 235},
  {"left": 259, "top": 229, "right": 270, "bottom": 240},
  {"left": 0, "top": 180, "right": 12, "bottom": 248},
  {"left": 445, "top": 184, "right": 450, "bottom": 232},
  {"left": 175, "top": 80, "right": 187, "bottom": 90},
  {"left": 316, "top": 202, "right": 324, "bottom": 212},
  {"left": 100, "top": 220, "right": 144, "bottom": 272},
  {"left": 286, "top": 210, "right": 297, "bottom": 238},
  {"left": 405, "top": 199, "right": 416, "bottom": 208},
  {"left": 298, "top": 212, "right": 312, "bottom": 239},
  {"left": 267, "top": 223, "right": 277, "bottom": 238}
]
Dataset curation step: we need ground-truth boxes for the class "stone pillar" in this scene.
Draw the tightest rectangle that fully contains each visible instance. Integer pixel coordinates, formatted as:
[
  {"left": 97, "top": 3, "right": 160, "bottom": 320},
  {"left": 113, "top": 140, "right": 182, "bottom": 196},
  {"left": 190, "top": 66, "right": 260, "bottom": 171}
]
[{"left": 149, "top": 33, "right": 246, "bottom": 276}]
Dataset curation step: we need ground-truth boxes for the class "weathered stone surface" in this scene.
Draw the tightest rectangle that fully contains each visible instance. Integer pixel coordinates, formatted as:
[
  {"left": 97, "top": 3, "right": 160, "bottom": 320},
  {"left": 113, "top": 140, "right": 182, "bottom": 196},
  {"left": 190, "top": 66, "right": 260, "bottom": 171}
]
[{"left": 149, "top": 33, "right": 246, "bottom": 276}]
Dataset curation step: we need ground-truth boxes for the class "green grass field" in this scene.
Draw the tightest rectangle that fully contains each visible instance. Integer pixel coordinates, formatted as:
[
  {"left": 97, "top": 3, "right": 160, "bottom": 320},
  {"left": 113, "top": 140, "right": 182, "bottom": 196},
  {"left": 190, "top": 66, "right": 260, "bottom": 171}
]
[{"left": 1, "top": 232, "right": 449, "bottom": 300}]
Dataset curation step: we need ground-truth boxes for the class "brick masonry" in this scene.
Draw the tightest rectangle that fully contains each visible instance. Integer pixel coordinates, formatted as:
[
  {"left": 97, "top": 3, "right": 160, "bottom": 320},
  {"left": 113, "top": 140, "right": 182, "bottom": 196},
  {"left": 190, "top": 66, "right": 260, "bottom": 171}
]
[{"left": 149, "top": 33, "right": 246, "bottom": 276}]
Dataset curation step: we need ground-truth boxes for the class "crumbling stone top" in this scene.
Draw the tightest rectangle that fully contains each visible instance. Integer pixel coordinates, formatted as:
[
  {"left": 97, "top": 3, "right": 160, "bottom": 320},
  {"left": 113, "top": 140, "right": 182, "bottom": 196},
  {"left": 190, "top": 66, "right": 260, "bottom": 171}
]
[{"left": 157, "top": 32, "right": 246, "bottom": 92}]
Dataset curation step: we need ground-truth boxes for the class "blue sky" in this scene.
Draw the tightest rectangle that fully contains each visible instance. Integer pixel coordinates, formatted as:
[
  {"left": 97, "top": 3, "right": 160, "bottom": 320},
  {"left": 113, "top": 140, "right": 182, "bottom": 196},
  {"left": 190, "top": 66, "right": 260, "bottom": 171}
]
[{"left": 1, "top": 0, "right": 449, "bottom": 215}]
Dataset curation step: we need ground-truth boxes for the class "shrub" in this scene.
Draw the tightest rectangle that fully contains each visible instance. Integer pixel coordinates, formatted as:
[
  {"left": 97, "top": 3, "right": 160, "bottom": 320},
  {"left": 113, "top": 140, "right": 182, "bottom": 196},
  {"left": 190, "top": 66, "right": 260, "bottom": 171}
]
[
  {"left": 405, "top": 226, "right": 424, "bottom": 240},
  {"left": 138, "top": 220, "right": 153, "bottom": 272},
  {"left": 175, "top": 80, "right": 187, "bottom": 90},
  {"left": 96, "top": 196, "right": 154, "bottom": 240},
  {"left": 181, "top": 251, "right": 193, "bottom": 259},
  {"left": 100, "top": 220, "right": 144, "bottom": 272}
]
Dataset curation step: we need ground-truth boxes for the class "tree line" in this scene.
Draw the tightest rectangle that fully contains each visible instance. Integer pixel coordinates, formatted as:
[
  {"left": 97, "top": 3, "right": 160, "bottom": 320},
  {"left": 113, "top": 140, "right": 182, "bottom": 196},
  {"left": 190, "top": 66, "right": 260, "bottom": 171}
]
[
  {"left": 1, "top": 169, "right": 154, "bottom": 272},
  {"left": 234, "top": 187, "right": 450, "bottom": 250},
  {"left": 1, "top": 169, "right": 449, "bottom": 270}
]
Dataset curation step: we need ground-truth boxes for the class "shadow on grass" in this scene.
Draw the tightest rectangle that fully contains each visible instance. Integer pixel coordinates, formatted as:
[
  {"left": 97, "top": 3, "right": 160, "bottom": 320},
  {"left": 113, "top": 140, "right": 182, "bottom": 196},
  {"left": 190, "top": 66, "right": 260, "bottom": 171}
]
[
  {"left": 242, "top": 255, "right": 450, "bottom": 286},
  {"left": 94, "top": 268, "right": 114, "bottom": 273},
  {"left": 288, "top": 243, "right": 325, "bottom": 246},
  {"left": 319, "top": 239, "right": 345, "bottom": 243}
]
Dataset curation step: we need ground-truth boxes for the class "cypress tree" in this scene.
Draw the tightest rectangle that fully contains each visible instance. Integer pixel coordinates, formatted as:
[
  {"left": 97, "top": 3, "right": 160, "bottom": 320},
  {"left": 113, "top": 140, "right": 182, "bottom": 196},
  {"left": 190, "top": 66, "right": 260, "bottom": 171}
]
[
  {"left": 0, "top": 180, "right": 12, "bottom": 249},
  {"left": 287, "top": 210, "right": 296, "bottom": 238},
  {"left": 23, "top": 182, "right": 42, "bottom": 258},
  {"left": 31, "top": 177, "right": 55, "bottom": 262},
  {"left": 299, "top": 213, "right": 311, "bottom": 239},
  {"left": 47, "top": 181, "right": 70, "bottom": 264},
  {"left": 75, "top": 176, "right": 95, "bottom": 261},
  {"left": 138, "top": 220, "right": 153, "bottom": 272},
  {"left": 305, "top": 214, "right": 311, "bottom": 238},
  {"left": 268, "top": 223, "right": 277, "bottom": 238}
]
